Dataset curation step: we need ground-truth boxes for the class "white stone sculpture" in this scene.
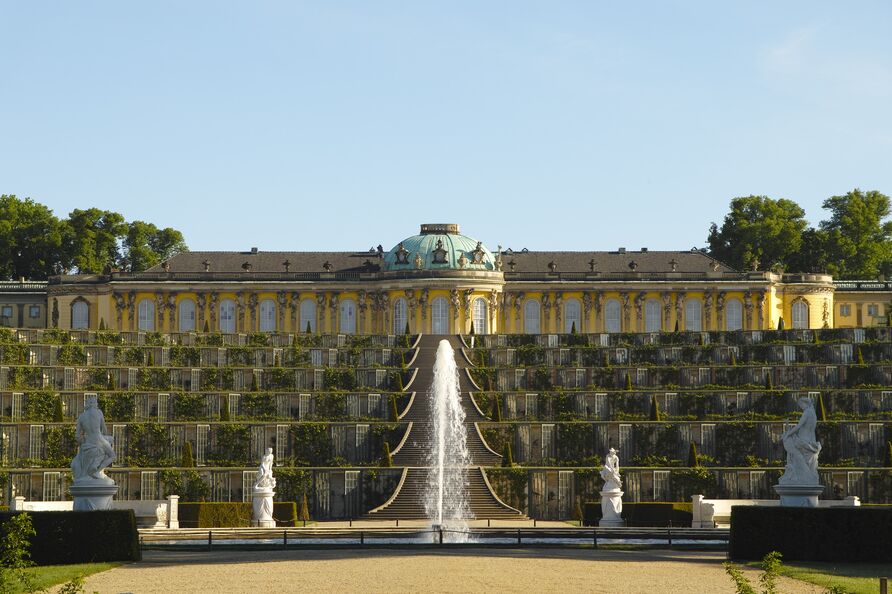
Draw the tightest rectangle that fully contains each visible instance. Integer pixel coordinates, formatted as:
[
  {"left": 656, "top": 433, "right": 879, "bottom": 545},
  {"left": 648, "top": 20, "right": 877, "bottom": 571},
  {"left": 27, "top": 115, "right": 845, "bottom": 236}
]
[
  {"left": 599, "top": 447, "right": 624, "bottom": 527},
  {"left": 773, "top": 397, "right": 824, "bottom": 506},
  {"left": 252, "top": 447, "right": 277, "bottom": 527},
  {"left": 70, "top": 394, "right": 119, "bottom": 510}
]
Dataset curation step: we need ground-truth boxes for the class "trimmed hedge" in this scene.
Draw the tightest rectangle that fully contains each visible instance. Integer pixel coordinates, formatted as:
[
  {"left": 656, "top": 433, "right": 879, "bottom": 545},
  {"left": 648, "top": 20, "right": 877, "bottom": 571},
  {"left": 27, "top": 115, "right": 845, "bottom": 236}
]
[
  {"left": 0, "top": 510, "right": 140, "bottom": 565},
  {"left": 582, "top": 502, "right": 692, "bottom": 527},
  {"left": 730, "top": 506, "right": 892, "bottom": 562},
  {"left": 178, "top": 502, "right": 298, "bottom": 527}
]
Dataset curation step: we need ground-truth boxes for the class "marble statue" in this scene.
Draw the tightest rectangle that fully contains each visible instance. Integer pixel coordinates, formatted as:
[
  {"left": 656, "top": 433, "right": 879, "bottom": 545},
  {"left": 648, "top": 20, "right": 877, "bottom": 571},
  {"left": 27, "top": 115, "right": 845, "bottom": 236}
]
[
  {"left": 71, "top": 395, "right": 115, "bottom": 484},
  {"left": 773, "top": 397, "right": 824, "bottom": 506},
  {"left": 599, "top": 448, "right": 624, "bottom": 526},
  {"left": 254, "top": 447, "right": 277, "bottom": 490},
  {"left": 70, "top": 394, "right": 119, "bottom": 510},
  {"left": 779, "top": 397, "right": 822, "bottom": 486},
  {"left": 600, "top": 448, "right": 622, "bottom": 491},
  {"left": 252, "top": 448, "right": 276, "bottom": 527}
]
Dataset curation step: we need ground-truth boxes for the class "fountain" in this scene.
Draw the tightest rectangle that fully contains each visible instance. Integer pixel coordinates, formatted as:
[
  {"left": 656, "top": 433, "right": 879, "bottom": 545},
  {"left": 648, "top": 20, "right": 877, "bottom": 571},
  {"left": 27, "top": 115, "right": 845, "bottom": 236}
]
[{"left": 424, "top": 339, "right": 473, "bottom": 542}]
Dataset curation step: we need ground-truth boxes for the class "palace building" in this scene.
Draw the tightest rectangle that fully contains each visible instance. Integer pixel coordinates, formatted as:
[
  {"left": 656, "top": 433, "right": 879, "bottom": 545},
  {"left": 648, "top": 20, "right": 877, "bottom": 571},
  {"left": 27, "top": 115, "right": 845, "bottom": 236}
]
[{"left": 1, "top": 223, "right": 887, "bottom": 333}]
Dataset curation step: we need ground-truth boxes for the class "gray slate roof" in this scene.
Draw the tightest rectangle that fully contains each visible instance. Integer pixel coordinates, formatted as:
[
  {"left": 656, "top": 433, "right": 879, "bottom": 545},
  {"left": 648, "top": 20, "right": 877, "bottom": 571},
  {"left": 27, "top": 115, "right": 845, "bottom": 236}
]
[{"left": 146, "top": 251, "right": 382, "bottom": 273}]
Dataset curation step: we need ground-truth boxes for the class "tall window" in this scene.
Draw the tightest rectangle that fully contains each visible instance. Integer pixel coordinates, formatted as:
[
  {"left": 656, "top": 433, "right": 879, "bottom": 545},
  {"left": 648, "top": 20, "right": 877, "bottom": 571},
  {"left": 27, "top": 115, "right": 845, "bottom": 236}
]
[
  {"left": 219, "top": 299, "right": 236, "bottom": 333},
  {"left": 645, "top": 299, "right": 661, "bottom": 332},
  {"left": 564, "top": 298, "right": 581, "bottom": 333},
  {"left": 71, "top": 300, "right": 89, "bottom": 329},
  {"left": 792, "top": 300, "right": 809, "bottom": 329},
  {"left": 300, "top": 299, "right": 316, "bottom": 332},
  {"left": 259, "top": 299, "right": 276, "bottom": 332},
  {"left": 726, "top": 299, "right": 743, "bottom": 331},
  {"left": 685, "top": 298, "right": 702, "bottom": 331},
  {"left": 179, "top": 299, "right": 196, "bottom": 331},
  {"left": 524, "top": 299, "right": 540, "bottom": 334},
  {"left": 393, "top": 298, "right": 407, "bottom": 334},
  {"left": 473, "top": 297, "right": 488, "bottom": 334},
  {"left": 431, "top": 297, "right": 449, "bottom": 334},
  {"left": 339, "top": 299, "right": 356, "bottom": 334},
  {"left": 138, "top": 299, "right": 155, "bottom": 331},
  {"left": 605, "top": 299, "right": 621, "bottom": 333}
]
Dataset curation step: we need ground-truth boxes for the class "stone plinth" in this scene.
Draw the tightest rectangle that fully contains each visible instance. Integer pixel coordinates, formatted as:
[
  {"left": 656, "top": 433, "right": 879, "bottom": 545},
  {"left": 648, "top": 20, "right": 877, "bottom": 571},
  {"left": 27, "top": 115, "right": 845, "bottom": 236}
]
[
  {"left": 252, "top": 487, "right": 276, "bottom": 527},
  {"left": 70, "top": 482, "right": 119, "bottom": 511},
  {"left": 773, "top": 484, "right": 824, "bottom": 507},
  {"left": 599, "top": 489, "right": 625, "bottom": 527}
]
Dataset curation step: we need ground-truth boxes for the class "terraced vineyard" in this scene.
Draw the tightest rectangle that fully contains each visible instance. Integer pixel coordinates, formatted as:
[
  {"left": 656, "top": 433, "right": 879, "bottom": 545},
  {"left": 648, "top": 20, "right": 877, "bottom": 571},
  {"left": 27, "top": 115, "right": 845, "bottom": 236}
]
[{"left": 1, "top": 326, "right": 890, "bottom": 520}]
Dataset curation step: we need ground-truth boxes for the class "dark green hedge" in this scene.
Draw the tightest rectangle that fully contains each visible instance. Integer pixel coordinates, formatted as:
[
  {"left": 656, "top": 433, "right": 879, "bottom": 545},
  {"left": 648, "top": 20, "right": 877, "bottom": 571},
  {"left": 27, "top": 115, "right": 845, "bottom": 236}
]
[
  {"left": 730, "top": 506, "right": 892, "bottom": 561},
  {"left": 582, "top": 502, "right": 692, "bottom": 527},
  {"left": 0, "top": 510, "right": 140, "bottom": 565},
  {"left": 178, "top": 502, "right": 297, "bottom": 527}
]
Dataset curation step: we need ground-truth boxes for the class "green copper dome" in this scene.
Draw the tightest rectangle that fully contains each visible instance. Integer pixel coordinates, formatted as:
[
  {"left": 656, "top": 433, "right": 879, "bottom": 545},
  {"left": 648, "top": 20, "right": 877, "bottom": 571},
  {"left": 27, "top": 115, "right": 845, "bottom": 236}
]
[{"left": 383, "top": 224, "right": 496, "bottom": 271}]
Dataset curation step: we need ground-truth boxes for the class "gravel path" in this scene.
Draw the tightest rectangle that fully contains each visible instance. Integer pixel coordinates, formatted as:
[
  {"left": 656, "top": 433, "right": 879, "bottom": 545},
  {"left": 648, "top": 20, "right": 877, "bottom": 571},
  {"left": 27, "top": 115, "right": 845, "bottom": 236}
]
[{"left": 77, "top": 548, "right": 824, "bottom": 593}]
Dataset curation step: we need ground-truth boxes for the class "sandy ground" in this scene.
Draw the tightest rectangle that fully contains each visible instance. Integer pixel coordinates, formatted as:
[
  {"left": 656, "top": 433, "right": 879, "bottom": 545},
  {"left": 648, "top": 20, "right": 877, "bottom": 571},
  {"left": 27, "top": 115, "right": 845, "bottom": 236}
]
[{"left": 73, "top": 548, "right": 825, "bottom": 594}]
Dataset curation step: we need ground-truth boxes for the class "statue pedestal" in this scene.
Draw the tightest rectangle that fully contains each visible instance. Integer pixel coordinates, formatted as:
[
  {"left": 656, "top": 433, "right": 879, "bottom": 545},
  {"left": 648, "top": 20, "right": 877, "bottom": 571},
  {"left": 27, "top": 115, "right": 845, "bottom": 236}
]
[
  {"left": 773, "top": 484, "right": 824, "bottom": 507},
  {"left": 252, "top": 487, "right": 276, "bottom": 527},
  {"left": 599, "top": 489, "right": 625, "bottom": 527},
  {"left": 70, "top": 482, "right": 119, "bottom": 511}
]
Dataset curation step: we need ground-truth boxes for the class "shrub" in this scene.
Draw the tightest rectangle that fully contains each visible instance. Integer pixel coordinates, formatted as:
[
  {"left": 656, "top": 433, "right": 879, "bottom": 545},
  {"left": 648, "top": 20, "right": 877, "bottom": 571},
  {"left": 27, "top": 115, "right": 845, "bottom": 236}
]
[
  {"left": 0, "top": 511, "right": 140, "bottom": 565},
  {"left": 178, "top": 502, "right": 297, "bottom": 527},
  {"left": 0, "top": 512, "right": 35, "bottom": 592},
  {"left": 729, "top": 506, "right": 892, "bottom": 562}
]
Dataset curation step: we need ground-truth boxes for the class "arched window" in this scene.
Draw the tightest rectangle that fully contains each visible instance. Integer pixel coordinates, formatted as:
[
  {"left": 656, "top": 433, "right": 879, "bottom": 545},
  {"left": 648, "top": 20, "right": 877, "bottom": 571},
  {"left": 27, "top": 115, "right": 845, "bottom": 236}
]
[
  {"left": 604, "top": 299, "right": 621, "bottom": 333},
  {"left": 685, "top": 298, "right": 702, "bottom": 331},
  {"left": 431, "top": 297, "right": 449, "bottom": 334},
  {"left": 473, "top": 297, "right": 488, "bottom": 334},
  {"left": 138, "top": 299, "right": 155, "bottom": 331},
  {"left": 71, "top": 300, "right": 89, "bottom": 329},
  {"left": 645, "top": 299, "right": 661, "bottom": 332},
  {"left": 564, "top": 298, "right": 581, "bottom": 334},
  {"left": 300, "top": 299, "right": 316, "bottom": 333},
  {"left": 259, "top": 299, "right": 276, "bottom": 332},
  {"left": 219, "top": 299, "right": 236, "bottom": 333},
  {"left": 178, "top": 299, "right": 196, "bottom": 332},
  {"left": 792, "top": 300, "right": 809, "bottom": 329},
  {"left": 393, "top": 298, "right": 407, "bottom": 334},
  {"left": 524, "top": 299, "right": 541, "bottom": 334},
  {"left": 725, "top": 299, "right": 743, "bottom": 331},
  {"left": 340, "top": 299, "right": 356, "bottom": 334}
]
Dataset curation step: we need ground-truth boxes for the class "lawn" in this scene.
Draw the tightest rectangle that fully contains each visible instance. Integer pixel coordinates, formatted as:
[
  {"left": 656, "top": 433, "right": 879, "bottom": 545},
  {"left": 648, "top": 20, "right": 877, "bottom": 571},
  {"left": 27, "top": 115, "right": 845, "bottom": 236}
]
[
  {"left": 9, "top": 562, "right": 120, "bottom": 593},
  {"left": 747, "top": 561, "right": 892, "bottom": 594}
]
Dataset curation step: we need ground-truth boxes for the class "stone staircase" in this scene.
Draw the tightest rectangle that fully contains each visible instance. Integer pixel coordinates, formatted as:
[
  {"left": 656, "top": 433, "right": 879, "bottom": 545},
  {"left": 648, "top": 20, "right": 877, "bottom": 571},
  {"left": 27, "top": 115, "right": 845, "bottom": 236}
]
[{"left": 365, "top": 334, "right": 523, "bottom": 520}]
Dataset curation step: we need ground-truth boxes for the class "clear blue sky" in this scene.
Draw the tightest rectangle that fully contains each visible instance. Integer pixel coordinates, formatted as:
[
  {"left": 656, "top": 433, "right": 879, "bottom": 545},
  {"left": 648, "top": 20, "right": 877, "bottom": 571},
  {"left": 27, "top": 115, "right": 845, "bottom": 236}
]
[{"left": 2, "top": 2, "right": 890, "bottom": 253}]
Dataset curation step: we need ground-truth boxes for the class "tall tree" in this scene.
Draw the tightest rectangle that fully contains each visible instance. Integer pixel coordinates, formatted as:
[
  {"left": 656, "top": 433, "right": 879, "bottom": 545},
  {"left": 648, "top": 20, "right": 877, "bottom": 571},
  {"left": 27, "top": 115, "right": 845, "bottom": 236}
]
[
  {"left": 0, "top": 195, "right": 65, "bottom": 279},
  {"left": 707, "top": 196, "right": 808, "bottom": 271},
  {"left": 62, "top": 208, "right": 127, "bottom": 273},
  {"left": 123, "top": 221, "right": 187, "bottom": 272},
  {"left": 819, "top": 189, "right": 892, "bottom": 279}
]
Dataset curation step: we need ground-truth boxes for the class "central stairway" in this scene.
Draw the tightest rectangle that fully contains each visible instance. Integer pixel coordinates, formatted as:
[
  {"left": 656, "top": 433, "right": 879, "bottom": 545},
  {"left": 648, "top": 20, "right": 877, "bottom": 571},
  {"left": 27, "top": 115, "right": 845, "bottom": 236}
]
[{"left": 364, "top": 334, "right": 524, "bottom": 520}]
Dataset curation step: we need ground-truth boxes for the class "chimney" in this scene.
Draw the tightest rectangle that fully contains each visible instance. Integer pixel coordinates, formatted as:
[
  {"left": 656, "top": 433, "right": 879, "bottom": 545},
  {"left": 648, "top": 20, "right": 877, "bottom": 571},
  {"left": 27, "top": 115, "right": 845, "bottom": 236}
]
[
  {"left": 251, "top": 247, "right": 258, "bottom": 254},
  {"left": 618, "top": 247, "right": 626, "bottom": 253},
  {"left": 641, "top": 247, "right": 648, "bottom": 253}
]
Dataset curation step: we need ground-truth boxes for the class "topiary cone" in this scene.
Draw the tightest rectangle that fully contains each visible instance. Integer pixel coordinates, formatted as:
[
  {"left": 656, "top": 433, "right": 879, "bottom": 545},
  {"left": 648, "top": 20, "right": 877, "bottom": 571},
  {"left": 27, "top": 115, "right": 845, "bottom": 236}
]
[
  {"left": 380, "top": 441, "right": 393, "bottom": 467},
  {"left": 687, "top": 441, "right": 699, "bottom": 467},
  {"left": 501, "top": 442, "right": 514, "bottom": 467}
]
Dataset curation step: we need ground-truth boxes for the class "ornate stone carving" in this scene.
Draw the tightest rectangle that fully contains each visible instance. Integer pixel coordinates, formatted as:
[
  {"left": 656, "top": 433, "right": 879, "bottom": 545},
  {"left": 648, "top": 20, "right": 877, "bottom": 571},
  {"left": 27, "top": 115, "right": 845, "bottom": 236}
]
[
  {"left": 743, "top": 290, "right": 753, "bottom": 329},
  {"left": 582, "top": 292, "right": 592, "bottom": 316},
  {"left": 52, "top": 298, "right": 59, "bottom": 328},
  {"left": 127, "top": 292, "right": 136, "bottom": 327},
  {"left": 449, "top": 289, "right": 460, "bottom": 319},
  {"left": 419, "top": 289, "right": 429, "bottom": 319},
  {"left": 554, "top": 293, "right": 563, "bottom": 326},
  {"left": 209, "top": 292, "right": 218, "bottom": 326},
  {"left": 620, "top": 292, "right": 631, "bottom": 329},
  {"left": 236, "top": 293, "right": 246, "bottom": 330},
  {"left": 514, "top": 292, "right": 525, "bottom": 321},
  {"left": 669, "top": 259, "right": 678, "bottom": 272},
  {"left": 414, "top": 252, "right": 423, "bottom": 269},
  {"left": 113, "top": 293, "right": 125, "bottom": 327},
  {"left": 457, "top": 252, "right": 468, "bottom": 268},
  {"left": 757, "top": 292, "right": 767, "bottom": 329},
  {"left": 289, "top": 292, "right": 299, "bottom": 328},
  {"left": 472, "top": 242, "right": 486, "bottom": 264},
  {"left": 704, "top": 291, "right": 714, "bottom": 329},
  {"left": 196, "top": 293, "right": 207, "bottom": 327},
  {"left": 716, "top": 291, "right": 726, "bottom": 329},
  {"left": 202, "top": 259, "right": 211, "bottom": 272},
  {"left": 675, "top": 293, "right": 686, "bottom": 326},
  {"left": 634, "top": 292, "right": 646, "bottom": 323},
  {"left": 156, "top": 293, "right": 166, "bottom": 327},
  {"left": 277, "top": 292, "right": 287, "bottom": 329},
  {"left": 358, "top": 290, "right": 368, "bottom": 312},
  {"left": 662, "top": 292, "right": 672, "bottom": 329},
  {"left": 822, "top": 299, "right": 830, "bottom": 327},
  {"left": 248, "top": 293, "right": 258, "bottom": 330},
  {"left": 167, "top": 293, "right": 177, "bottom": 329},
  {"left": 394, "top": 242, "right": 410, "bottom": 265},
  {"left": 494, "top": 245, "right": 503, "bottom": 271},
  {"left": 462, "top": 289, "right": 473, "bottom": 318},
  {"left": 432, "top": 239, "right": 448, "bottom": 264}
]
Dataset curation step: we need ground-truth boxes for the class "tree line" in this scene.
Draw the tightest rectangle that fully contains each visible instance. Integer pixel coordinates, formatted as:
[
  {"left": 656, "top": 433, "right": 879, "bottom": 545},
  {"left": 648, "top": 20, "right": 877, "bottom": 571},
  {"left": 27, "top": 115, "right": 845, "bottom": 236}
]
[
  {"left": 707, "top": 188, "right": 892, "bottom": 279},
  {"left": 0, "top": 194, "right": 187, "bottom": 280}
]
